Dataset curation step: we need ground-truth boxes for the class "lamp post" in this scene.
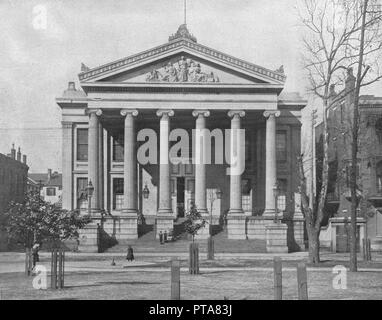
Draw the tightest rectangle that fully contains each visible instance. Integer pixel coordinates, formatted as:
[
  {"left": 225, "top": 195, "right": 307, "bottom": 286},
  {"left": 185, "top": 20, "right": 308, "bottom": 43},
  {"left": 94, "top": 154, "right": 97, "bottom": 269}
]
[
  {"left": 273, "top": 183, "right": 280, "bottom": 224},
  {"left": 86, "top": 180, "right": 94, "bottom": 216},
  {"left": 207, "top": 188, "right": 222, "bottom": 234}
]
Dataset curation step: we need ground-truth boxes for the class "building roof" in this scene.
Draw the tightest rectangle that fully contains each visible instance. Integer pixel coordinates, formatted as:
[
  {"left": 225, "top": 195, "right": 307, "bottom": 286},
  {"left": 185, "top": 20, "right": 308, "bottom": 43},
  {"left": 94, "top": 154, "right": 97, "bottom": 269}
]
[
  {"left": 78, "top": 24, "right": 286, "bottom": 84},
  {"left": 28, "top": 172, "right": 62, "bottom": 187},
  {"left": 0, "top": 153, "right": 28, "bottom": 170}
]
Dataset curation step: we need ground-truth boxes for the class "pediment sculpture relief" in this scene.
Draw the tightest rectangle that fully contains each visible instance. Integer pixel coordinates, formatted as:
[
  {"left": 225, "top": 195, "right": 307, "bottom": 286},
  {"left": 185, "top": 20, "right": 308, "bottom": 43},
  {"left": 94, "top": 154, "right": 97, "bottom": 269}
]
[{"left": 146, "top": 56, "right": 220, "bottom": 83}]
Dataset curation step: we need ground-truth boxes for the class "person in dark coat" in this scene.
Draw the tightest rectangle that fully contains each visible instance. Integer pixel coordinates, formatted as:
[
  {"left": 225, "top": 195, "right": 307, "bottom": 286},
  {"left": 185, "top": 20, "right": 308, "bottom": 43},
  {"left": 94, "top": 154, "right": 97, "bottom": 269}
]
[
  {"left": 126, "top": 245, "right": 134, "bottom": 261},
  {"left": 32, "top": 243, "right": 40, "bottom": 268}
]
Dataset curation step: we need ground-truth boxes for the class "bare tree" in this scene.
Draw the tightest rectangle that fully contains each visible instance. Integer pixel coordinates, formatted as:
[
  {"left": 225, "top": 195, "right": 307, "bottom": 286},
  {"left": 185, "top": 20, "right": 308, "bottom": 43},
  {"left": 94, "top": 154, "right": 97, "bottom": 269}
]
[{"left": 298, "top": 0, "right": 382, "bottom": 264}]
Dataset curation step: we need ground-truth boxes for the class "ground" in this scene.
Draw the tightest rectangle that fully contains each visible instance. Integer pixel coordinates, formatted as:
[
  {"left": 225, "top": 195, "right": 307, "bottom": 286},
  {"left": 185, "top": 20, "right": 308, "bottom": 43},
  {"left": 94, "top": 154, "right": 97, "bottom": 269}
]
[{"left": 1, "top": 252, "right": 382, "bottom": 300}]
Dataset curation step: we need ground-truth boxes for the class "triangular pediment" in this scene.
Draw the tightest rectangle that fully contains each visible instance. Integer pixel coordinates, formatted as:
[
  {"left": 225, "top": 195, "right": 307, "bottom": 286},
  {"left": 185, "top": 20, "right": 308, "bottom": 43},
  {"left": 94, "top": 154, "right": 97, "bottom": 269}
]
[{"left": 79, "top": 38, "right": 286, "bottom": 85}]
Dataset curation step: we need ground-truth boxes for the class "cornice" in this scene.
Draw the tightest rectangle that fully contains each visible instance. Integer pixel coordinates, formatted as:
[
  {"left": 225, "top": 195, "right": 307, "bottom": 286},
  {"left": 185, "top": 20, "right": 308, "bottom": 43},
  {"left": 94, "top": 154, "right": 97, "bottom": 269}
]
[{"left": 78, "top": 38, "right": 286, "bottom": 84}]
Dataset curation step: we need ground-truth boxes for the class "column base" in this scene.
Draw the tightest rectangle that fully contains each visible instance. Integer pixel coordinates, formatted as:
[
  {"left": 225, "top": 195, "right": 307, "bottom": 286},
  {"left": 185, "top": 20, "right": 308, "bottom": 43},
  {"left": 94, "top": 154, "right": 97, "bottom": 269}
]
[
  {"left": 246, "top": 216, "right": 275, "bottom": 240},
  {"left": 157, "top": 208, "right": 173, "bottom": 215},
  {"left": 265, "top": 223, "right": 288, "bottom": 253},
  {"left": 263, "top": 208, "right": 277, "bottom": 218},
  {"left": 115, "top": 216, "right": 138, "bottom": 240},
  {"left": 227, "top": 213, "right": 247, "bottom": 240},
  {"left": 371, "top": 236, "right": 382, "bottom": 251},
  {"left": 121, "top": 208, "right": 138, "bottom": 215},
  {"left": 78, "top": 222, "right": 100, "bottom": 253},
  {"left": 156, "top": 215, "right": 174, "bottom": 239},
  {"left": 195, "top": 222, "right": 211, "bottom": 240},
  {"left": 293, "top": 218, "right": 305, "bottom": 249}
]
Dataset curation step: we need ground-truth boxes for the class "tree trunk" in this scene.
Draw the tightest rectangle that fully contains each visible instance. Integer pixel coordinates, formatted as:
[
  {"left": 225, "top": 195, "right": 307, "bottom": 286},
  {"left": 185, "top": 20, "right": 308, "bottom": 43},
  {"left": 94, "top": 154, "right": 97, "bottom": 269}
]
[
  {"left": 307, "top": 227, "right": 320, "bottom": 264},
  {"left": 349, "top": 0, "right": 368, "bottom": 272}
]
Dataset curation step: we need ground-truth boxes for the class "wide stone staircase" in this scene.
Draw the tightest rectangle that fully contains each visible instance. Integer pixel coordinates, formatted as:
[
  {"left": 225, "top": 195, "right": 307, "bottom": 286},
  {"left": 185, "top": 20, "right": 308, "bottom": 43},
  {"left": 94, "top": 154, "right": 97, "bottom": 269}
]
[{"left": 106, "top": 218, "right": 266, "bottom": 254}]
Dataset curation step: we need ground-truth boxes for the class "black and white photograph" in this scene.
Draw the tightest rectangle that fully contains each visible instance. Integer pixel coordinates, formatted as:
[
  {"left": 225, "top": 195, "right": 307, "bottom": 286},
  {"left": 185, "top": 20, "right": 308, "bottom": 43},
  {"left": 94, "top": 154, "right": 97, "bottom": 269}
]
[{"left": 0, "top": 0, "right": 382, "bottom": 307}]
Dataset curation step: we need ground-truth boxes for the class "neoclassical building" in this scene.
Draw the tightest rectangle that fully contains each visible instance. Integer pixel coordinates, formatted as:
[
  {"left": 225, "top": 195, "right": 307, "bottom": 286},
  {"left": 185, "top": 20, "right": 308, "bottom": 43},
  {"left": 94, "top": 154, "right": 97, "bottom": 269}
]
[{"left": 57, "top": 25, "right": 307, "bottom": 251}]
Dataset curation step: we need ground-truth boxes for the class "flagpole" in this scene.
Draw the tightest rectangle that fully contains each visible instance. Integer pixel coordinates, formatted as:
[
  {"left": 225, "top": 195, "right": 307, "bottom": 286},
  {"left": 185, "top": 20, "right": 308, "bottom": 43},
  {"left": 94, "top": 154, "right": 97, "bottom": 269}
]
[{"left": 184, "top": 0, "right": 187, "bottom": 25}]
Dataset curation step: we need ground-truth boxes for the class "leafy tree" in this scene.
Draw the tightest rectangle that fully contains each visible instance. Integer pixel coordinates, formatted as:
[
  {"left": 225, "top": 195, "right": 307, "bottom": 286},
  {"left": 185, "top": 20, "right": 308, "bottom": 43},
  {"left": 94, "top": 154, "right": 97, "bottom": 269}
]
[
  {"left": 1, "top": 191, "right": 91, "bottom": 249},
  {"left": 184, "top": 203, "right": 207, "bottom": 242}
]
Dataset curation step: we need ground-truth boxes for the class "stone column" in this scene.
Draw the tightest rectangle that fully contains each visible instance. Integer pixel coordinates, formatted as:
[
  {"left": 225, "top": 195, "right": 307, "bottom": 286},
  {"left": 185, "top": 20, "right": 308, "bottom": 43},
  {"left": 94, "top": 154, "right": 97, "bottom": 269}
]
[
  {"left": 78, "top": 109, "right": 102, "bottom": 253},
  {"left": 118, "top": 109, "right": 139, "bottom": 240},
  {"left": 87, "top": 109, "right": 102, "bottom": 214},
  {"left": 98, "top": 122, "right": 104, "bottom": 211},
  {"left": 156, "top": 109, "right": 174, "bottom": 238},
  {"left": 193, "top": 110, "right": 210, "bottom": 239},
  {"left": 120, "top": 109, "right": 139, "bottom": 215},
  {"left": 263, "top": 110, "right": 280, "bottom": 217},
  {"left": 227, "top": 110, "right": 246, "bottom": 240},
  {"left": 61, "top": 121, "right": 73, "bottom": 210}
]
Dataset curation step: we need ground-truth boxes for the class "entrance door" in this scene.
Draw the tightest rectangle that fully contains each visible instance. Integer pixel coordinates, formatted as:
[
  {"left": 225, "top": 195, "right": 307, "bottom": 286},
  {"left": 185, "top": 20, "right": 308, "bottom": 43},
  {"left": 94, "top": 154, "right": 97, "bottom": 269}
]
[
  {"left": 177, "top": 177, "right": 185, "bottom": 218},
  {"left": 185, "top": 177, "right": 195, "bottom": 213}
]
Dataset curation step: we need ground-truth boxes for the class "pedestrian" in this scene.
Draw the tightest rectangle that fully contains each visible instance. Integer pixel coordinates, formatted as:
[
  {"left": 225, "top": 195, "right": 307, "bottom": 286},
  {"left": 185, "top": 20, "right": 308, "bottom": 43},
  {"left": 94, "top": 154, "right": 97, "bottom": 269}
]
[
  {"left": 32, "top": 242, "right": 40, "bottom": 268},
  {"left": 126, "top": 245, "right": 134, "bottom": 261}
]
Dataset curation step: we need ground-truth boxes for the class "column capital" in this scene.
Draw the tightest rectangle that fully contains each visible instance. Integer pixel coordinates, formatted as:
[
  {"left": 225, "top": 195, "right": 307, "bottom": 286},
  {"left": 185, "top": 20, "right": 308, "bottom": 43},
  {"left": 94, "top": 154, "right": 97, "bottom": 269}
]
[
  {"left": 120, "top": 109, "right": 139, "bottom": 117},
  {"left": 228, "top": 110, "right": 245, "bottom": 118},
  {"left": 61, "top": 121, "right": 73, "bottom": 129},
  {"left": 156, "top": 109, "right": 174, "bottom": 117},
  {"left": 192, "top": 110, "right": 210, "bottom": 118},
  {"left": 87, "top": 109, "right": 103, "bottom": 116},
  {"left": 263, "top": 110, "right": 280, "bottom": 118}
]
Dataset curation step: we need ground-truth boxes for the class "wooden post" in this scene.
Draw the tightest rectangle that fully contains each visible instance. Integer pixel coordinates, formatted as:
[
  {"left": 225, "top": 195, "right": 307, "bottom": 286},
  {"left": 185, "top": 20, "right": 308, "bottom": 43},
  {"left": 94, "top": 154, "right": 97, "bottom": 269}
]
[
  {"left": 297, "top": 263, "right": 308, "bottom": 300},
  {"left": 362, "top": 239, "right": 367, "bottom": 261},
  {"left": 207, "top": 237, "right": 214, "bottom": 260},
  {"left": 50, "top": 250, "right": 54, "bottom": 288},
  {"left": 273, "top": 257, "right": 282, "bottom": 300},
  {"left": 51, "top": 248, "right": 58, "bottom": 289},
  {"left": 171, "top": 259, "right": 181, "bottom": 300},
  {"left": 58, "top": 248, "right": 64, "bottom": 289},
  {"left": 189, "top": 243, "right": 200, "bottom": 274},
  {"left": 62, "top": 250, "right": 65, "bottom": 288},
  {"left": 367, "top": 239, "right": 372, "bottom": 261},
  {"left": 29, "top": 249, "right": 33, "bottom": 274},
  {"left": 196, "top": 244, "right": 199, "bottom": 274},
  {"left": 25, "top": 248, "right": 31, "bottom": 276}
]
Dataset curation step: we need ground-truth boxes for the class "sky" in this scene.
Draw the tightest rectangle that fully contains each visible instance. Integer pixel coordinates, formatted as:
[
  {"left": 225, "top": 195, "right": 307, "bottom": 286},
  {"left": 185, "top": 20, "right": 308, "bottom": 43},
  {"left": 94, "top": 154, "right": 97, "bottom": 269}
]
[{"left": 0, "top": 0, "right": 381, "bottom": 173}]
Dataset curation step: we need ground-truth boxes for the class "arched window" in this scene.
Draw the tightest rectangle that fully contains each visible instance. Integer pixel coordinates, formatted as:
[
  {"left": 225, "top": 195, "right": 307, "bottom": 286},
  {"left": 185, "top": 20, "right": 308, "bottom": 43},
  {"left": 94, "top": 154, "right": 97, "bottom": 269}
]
[
  {"left": 375, "top": 118, "right": 382, "bottom": 144},
  {"left": 376, "top": 161, "right": 382, "bottom": 194}
]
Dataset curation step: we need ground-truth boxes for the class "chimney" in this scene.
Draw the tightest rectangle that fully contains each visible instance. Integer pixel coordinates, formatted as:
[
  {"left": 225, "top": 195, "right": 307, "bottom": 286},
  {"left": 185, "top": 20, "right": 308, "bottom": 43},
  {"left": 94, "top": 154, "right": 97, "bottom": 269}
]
[
  {"left": 345, "top": 67, "right": 356, "bottom": 109},
  {"left": 345, "top": 67, "right": 356, "bottom": 92},
  {"left": 68, "top": 82, "right": 76, "bottom": 91},
  {"left": 23, "top": 154, "right": 27, "bottom": 165},
  {"left": 11, "top": 143, "right": 16, "bottom": 160},
  {"left": 17, "top": 147, "right": 21, "bottom": 162},
  {"left": 48, "top": 168, "right": 52, "bottom": 181}
]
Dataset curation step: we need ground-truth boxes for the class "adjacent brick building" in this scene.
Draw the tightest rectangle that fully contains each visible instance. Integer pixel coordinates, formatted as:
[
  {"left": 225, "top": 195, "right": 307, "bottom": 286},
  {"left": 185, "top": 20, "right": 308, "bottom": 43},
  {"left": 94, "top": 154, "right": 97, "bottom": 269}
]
[
  {"left": 0, "top": 145, "right": 29, "bottom": 251},
  {"left": 316, "top": 68, "right": 382, "bottom": 252}
]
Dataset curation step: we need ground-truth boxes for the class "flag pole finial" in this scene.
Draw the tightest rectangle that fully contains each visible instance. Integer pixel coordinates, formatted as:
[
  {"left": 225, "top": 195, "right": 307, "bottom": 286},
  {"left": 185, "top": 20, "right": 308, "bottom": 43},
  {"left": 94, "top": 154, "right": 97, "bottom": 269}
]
[{"left": 184, "top": 0, "right": 187, "bottom": 25}]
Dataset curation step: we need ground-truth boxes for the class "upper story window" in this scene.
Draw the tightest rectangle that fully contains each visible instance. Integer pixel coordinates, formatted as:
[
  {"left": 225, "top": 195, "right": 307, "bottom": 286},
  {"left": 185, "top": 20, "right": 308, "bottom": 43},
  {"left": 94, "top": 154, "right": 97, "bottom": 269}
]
[
  {"left": 77, "top": 129, "right": 88, "bottom": 161},
  {"left": 375, "top": 118, "right": 382, "bottom": 144},
  {"left": 345, "top": 162, "right": 360, "bottom": 188},
  {"left": 46, "top": 187, "right": 56, "bottom": 196},
  {"left": 276, "top": 131, "right": 287, "bottom": 162},
  {"left": 113, "top": 133, "right": 124, "bottom": 162}
]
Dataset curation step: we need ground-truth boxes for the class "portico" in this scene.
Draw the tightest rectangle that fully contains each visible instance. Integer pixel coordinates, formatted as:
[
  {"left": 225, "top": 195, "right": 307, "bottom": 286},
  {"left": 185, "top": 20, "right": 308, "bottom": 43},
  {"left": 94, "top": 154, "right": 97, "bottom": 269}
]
[{"left": 57, "top": 24, "right": 306, "bottom": 251}]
